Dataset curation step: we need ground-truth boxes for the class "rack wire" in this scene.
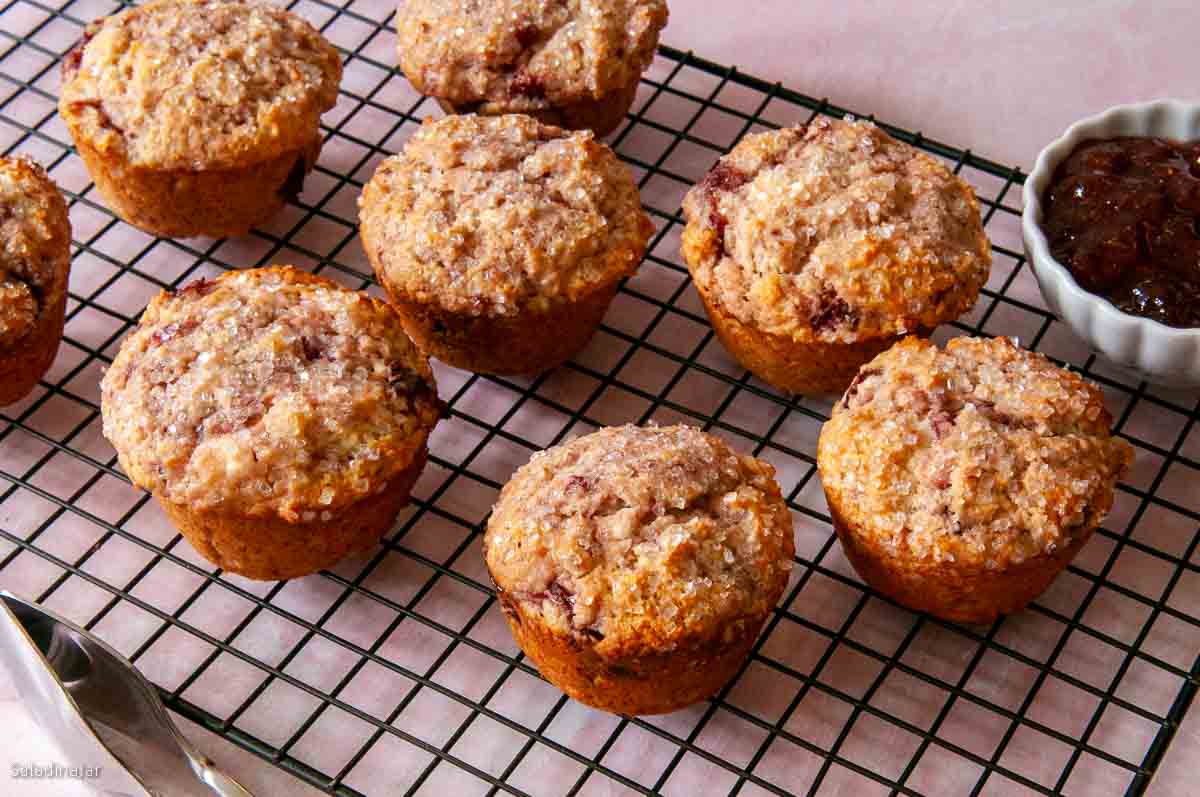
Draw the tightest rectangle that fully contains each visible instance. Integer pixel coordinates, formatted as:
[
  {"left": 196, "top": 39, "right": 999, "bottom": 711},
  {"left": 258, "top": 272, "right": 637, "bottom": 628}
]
[{"left": 1, "top": 1, "right": 1198, "bottom": 795}]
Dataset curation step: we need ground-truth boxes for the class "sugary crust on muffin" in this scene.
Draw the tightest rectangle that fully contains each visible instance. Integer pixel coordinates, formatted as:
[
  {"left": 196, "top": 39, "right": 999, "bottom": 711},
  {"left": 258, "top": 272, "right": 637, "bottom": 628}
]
[
  {"left": 59, "top": 0, "right": 342, "bottom": 170},
  {"left": 485, "top": 425, "right": 794, "bottom": 655},
  {"left": 681, "top": 118, "right": 992, "bottom": 343},
  {"left": 396, "top": 0, "right": 667, "bottom": 109},
  {"left": 818, "top": 336, "right": 1133, "bottom": 568},
  {"left": 101, "top": 266, "right": 441, "bottom": 521},
  {"left": 0, "top": 157, "right": 70, "bottom": 349},
  {"left": 359, "top": 114, "right": 653, "bottom": 316}
]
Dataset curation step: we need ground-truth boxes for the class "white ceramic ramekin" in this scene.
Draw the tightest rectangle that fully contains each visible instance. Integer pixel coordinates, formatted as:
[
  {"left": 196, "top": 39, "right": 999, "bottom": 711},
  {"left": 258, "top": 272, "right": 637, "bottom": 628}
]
[{"left": 1022, "top": 99, "right": 1200, "bottom": 388}]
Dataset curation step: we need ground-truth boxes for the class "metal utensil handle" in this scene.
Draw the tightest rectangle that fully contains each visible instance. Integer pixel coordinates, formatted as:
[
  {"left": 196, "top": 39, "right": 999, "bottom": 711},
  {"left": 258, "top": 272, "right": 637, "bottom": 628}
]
[
  {"left": 193, "top": 755, "right": 256, "bottom": 797},
  {"left": 0, "top": 592, "right": 256, "bottom": 797}
]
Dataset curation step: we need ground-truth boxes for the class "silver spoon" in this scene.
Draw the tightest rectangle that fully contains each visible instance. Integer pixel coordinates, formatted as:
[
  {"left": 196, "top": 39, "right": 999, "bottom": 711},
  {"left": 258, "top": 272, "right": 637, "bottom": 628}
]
[{"left": 0, "top": 591, "right": 254, "bottom": 797}]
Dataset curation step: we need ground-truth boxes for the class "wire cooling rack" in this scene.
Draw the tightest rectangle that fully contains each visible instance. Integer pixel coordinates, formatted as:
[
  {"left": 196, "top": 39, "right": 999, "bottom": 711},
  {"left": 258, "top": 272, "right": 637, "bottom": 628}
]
[{"left": 2, "top": 1, "right": 1199, "bottom": 795}]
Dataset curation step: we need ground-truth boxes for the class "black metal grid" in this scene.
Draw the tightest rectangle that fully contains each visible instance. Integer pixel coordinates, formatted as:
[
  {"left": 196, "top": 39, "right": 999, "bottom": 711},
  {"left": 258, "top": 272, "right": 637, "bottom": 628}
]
[{"left": 1, "top": 0, "right": 1198, "bottom": 795}]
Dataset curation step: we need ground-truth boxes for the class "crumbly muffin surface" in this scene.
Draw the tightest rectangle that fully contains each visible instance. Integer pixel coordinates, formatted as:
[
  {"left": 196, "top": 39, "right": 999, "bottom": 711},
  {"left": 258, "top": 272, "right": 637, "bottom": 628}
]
[
  {"left": 0, "top": 157, "right": 70, "bottom": 349},
  {"left": 819, "top": 337, "right": 1133, "bottom": 568},
  {"left": 396, "top": 0, "right": 667, "bottom": 110},
  {"left": 682, "top": 118, "right": 992, "bottom": 343},
  {"left": 59, "top": 0, "right": 342, "bottom": 169},
  {"left": 360, "top": 114, "right": 653, "bottom": 316},
  {"left": 101, "top": 267, "right": 441, "bottom": 521},
  {"left": 485, "top": 425, "right": 794, "bottom": 651}
]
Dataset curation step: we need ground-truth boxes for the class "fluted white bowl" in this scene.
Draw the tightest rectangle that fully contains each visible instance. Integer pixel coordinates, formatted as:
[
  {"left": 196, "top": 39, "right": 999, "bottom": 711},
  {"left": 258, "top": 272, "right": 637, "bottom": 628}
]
[{"left": 1022, "top": 99, "right": 1200, "bottom": 388}]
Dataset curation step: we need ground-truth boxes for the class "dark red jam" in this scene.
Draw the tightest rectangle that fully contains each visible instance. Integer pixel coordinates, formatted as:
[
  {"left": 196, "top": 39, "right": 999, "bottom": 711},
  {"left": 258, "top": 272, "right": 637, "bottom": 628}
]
[{"left": 1041, "top": 136, "right": 1200, "bottom": 328}]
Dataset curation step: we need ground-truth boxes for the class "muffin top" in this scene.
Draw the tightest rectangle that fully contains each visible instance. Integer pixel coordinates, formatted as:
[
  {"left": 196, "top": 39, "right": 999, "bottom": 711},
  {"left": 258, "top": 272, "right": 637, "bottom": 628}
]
[
  {"left": 359, "top": 114, "right": 653, "bottom": 316},
  {"left": 682, "top": 118, "right": 992, "bottom": 344},
  {"left": 485, "top": 425, "right": 794, "bottom": 655},
  {"left": 101, "top": 267, "right": 441, "bottom": 522},
  {"left": 59, "top": 0, "right": 342, "bottom": 170},
  {"left": 396, "top": 0, "right": 668, "bottom": 110},
  {"left": 0, "top": 157, "right": 71, "bottom": 349},
  {"left": 818, "top": 336, "right": 1133, "bottom": 568}
]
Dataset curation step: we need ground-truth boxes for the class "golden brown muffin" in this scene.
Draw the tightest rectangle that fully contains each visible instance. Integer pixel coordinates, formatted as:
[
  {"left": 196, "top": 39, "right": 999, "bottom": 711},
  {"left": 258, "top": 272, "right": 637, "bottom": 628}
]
[
  {"left": 100, "top": 266, "right": 442, "bottom": 580},
  {"left": 396, "top": 0, "right": 668, "bottom": 137},
  {"left": 59, "top": 0, "right": 342, "bottom": 238},
  {"left": 681, "top": 117, "right": 992, "bottom": 395},
  {"left": 359, "top": 114, "right": 654, "bottom": 376},
  {"left": 485, "top": 424, "right": 795, "bottom": 715},
  {"left": 0, "top": 157, "right": 71, "bottom": 406},
  {"left": 817, "top": 336, "right": 1133, "bottom": 624}
]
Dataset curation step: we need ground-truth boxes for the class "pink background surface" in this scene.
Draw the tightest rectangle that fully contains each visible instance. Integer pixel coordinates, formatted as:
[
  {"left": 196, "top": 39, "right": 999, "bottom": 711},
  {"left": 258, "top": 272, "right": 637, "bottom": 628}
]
[
  {"left": 667, "top": 0, "right": 1199, "bottom": 169},
  {"left": 3, "top": 1, "right": 1198, "bottom": 795}
]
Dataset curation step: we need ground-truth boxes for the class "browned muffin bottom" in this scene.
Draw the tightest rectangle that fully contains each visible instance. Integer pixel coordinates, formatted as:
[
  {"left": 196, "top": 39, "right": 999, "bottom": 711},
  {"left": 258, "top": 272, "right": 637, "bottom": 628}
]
[
  {"left": 0, "top": 157, "right": 71, "bottom": 406},
  {"left": 682, "top": 117, "right": 992, "bottom": 395},
  {"left": 485, "top": 425, "right": 794, "bottom": 714},
  {"left": 58, "top": 0, "right": 342, "bottom": 238},
  {"left": 359, "top": 114, "right": 653, "bottom": 376},
  {"left": 397, "top": 0, "right": 668, "bottom": 137},
  {"left": 101, "top": 266, "right": 442, "bottom": 580},
  {"left": 433, "top": 81, "right": 639, "bottom": 141},
  {"left": 817, "top": 336, "right": 1133, "bottom": 623},
  {"left": 381, "top": 280, "right": 624, "bottom": 376}
]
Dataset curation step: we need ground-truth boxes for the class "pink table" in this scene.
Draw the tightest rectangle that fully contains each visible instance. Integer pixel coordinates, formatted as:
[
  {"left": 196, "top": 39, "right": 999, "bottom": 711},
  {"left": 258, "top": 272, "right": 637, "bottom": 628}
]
[{"left": 667, "top": 0, "right": 1199, "bottom": 170}]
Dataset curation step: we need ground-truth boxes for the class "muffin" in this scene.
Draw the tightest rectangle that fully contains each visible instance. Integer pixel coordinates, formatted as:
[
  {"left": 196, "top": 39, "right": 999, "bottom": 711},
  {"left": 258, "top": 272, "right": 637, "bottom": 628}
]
[
  {"left": 59, "top": 0, "right": 342, "bottom": 238},
  {"left": 681, "top": 117, "right": 992, "bottom": 395},
  {"left": 817, "top": 336, "right": 1133, "bottom": 624},
  {"left": 0, "top": 157, "right": 71, "bottom": 406},
  {"left": 485, "top": 424, "right": 795, "bottom": 715},
  {"left": 396, "top": 0, "right": 668, "bottom": 137},
  {"left": 360, "top": 114, "right": 654, "bottom": 376},
  {"left": 100, "top": 267, "right": 442, "bottom": 580}
]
